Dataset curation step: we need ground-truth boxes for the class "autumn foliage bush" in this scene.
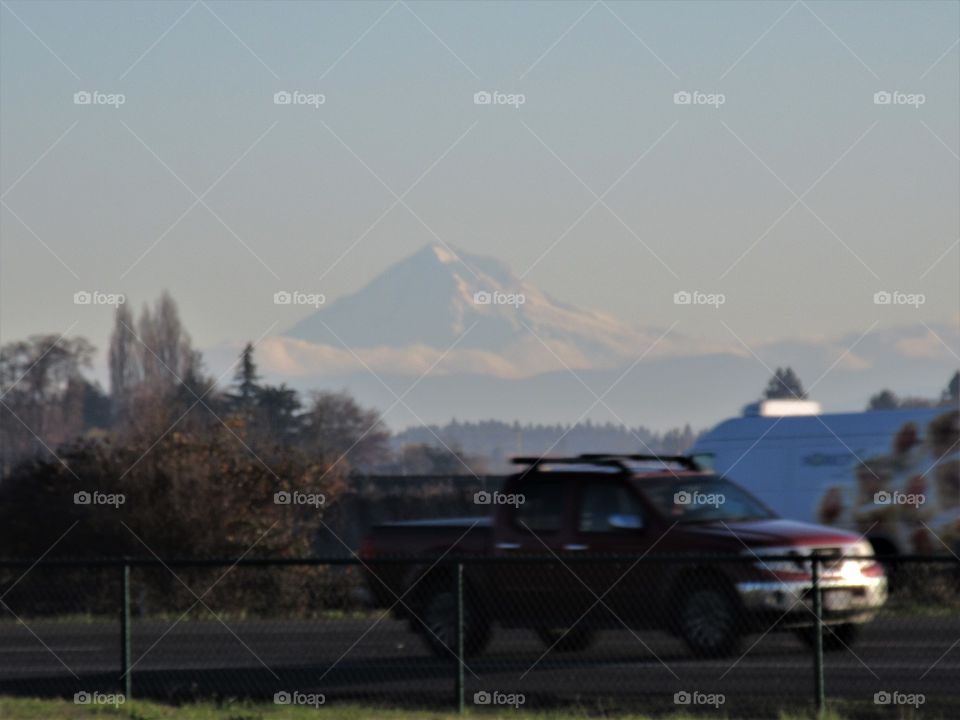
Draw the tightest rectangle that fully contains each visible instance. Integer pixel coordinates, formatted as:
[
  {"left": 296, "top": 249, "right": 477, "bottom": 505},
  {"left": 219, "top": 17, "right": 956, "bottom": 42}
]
[{"left": 0, "top": 412, "right": 352, "bottom": 617}]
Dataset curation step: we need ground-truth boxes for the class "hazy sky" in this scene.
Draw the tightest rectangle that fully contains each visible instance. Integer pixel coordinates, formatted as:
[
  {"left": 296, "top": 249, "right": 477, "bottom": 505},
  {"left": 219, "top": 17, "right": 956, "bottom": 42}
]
[{"left": 2, "top": 0, "right": 958, "bottom": 368}]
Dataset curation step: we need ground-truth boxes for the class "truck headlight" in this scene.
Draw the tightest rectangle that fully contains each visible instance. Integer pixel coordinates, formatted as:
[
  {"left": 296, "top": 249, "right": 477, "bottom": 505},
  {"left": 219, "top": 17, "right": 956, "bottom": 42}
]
[{"left": 840, "top": 541, "right": 881, "bottom": 580}]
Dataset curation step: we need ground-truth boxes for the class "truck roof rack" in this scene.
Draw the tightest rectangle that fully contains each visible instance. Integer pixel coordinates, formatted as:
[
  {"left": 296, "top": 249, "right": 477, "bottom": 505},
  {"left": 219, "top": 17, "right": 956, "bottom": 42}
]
[{"left": 511, "top": 453, "right": 699, "bottom": 473}]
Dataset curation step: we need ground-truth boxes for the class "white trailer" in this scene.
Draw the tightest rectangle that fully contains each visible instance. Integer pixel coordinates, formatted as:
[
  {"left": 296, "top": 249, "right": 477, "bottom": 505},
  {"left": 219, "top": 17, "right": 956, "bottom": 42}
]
[{"left": 691, "top": 401, "right": 959, "bottom": 556}]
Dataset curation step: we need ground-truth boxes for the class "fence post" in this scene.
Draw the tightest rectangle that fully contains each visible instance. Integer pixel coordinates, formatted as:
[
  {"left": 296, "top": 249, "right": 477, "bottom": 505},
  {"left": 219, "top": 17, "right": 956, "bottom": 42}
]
[
  {"left": 455, "top": 561, "right": 464, "bottom": 713},
  {"left": 811, "top": 553, "right": 824, "bottom": 717},
  {"left": 120, "top": 562, "right": 132, "bottom": 699}
]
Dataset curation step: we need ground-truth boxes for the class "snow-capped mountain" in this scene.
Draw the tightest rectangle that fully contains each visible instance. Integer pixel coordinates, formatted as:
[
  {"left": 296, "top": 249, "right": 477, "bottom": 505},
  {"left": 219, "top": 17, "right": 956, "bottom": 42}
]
[
  {"left": 203, "top": 243, "right": 957, "bottom": 431},
  {"left": 270, "top": 243, "right": 686, "bottom": 378}
]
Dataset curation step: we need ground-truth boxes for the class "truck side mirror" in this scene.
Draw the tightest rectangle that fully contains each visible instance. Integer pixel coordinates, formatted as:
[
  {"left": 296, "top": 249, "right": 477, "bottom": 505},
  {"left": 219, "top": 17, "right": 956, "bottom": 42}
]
[{"left": 608, "top": 513, "right": 643, "bottom": 531}]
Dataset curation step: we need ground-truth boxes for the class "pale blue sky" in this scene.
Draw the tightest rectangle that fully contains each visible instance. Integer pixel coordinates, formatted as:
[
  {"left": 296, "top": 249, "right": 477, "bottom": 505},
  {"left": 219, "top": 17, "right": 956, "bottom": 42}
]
[{"left": 2, "top": 0, "right": 958, "bottom": 368}]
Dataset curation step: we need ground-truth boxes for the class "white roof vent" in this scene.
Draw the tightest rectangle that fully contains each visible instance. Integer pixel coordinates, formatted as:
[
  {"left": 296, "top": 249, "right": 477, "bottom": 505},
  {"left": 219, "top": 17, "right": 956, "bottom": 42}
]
[{"left": 743, "top": 399, "right": 822, "bottom": 417}]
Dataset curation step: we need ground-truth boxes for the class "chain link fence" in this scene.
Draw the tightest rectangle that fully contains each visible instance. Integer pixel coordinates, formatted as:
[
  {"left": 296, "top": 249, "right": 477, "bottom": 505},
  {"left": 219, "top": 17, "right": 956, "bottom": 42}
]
[{"left": 1, "top": 555, "right": 958, "bottom": 717}]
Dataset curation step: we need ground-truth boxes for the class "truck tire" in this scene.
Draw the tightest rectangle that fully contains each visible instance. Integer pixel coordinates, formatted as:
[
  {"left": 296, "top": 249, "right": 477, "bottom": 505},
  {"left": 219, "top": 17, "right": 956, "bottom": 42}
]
[
  {"left": 679, "top": 587, "right": 740, "bottom": 657},
  {"left": 419, "top": 590, "right": 491, "bottom": 658},
  {"left": 796, "top": 622, "right": 859, "bottom": 651},
  {"left": 536, "top": 626, "right": 596, "bottom": 652}
]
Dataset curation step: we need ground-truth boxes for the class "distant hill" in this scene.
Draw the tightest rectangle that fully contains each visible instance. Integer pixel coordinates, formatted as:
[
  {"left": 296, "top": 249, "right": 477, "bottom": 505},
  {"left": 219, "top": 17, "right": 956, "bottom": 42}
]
[{"left": 392, "top": 419, "right": 699, "bottom": 474}]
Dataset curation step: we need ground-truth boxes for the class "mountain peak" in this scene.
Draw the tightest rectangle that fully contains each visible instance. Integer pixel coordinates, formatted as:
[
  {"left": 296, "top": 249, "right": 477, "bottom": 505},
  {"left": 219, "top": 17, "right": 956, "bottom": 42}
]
[
  {"left": 284, "top": 243, "right": 659, "bottom": 374},
  {"left": 410, "top": 243, "right": 511, "bottom": 282},
  {"left": 417, "top": 242, "right": 460, "bottom": 265}
]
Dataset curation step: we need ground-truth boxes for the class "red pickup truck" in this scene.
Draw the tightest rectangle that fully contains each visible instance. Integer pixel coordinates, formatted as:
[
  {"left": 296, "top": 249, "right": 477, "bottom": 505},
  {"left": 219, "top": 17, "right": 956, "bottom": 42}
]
[{"left": 360, "top": 454, "right": 887, "bottom": 657}]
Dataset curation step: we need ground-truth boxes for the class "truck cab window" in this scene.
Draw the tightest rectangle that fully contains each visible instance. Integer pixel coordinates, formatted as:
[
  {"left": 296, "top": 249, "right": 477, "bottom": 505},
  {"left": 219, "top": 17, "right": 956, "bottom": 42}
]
[
  {"left": 691, "top": 453, "right": 715, "bottom": 470},
  {"left": 513, "top": 481, "right": 565, "bottom": 533},
  {"left": 579, "top": 483, "right": 643, "bottom": 532}
]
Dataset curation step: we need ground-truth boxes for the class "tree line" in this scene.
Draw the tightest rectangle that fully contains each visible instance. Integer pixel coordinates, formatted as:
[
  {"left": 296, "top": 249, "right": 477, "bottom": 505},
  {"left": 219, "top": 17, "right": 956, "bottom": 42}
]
[{"left": 761, "top": 366, "right": 959, "bottom": 409}]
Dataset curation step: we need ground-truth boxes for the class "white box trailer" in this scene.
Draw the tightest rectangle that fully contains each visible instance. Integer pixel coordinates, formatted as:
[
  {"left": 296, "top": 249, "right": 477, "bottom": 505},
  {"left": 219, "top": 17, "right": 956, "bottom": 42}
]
[{"left": 691, "top": 401, "right": 960, "bottom": 556}]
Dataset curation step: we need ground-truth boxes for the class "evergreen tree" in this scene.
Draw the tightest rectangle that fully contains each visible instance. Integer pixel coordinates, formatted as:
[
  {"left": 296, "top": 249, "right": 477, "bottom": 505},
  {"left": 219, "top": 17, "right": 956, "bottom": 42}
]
[
  {"left": 867, "top": 389, "right": 899, "bottom": 411},
  {"left": 763, "top": 367, "right": 807, "bottom": 400},
  {"left": 232, "top": 342, "right": 261, "bottom": 408}
]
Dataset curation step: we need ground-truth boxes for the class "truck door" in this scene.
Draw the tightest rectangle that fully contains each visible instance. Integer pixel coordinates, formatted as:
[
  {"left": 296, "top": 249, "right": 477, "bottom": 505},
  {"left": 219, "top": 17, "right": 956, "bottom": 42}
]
[
  {"left": 491, "top": 476, "right": 573, "bottom": 625},
  {"left": 566, "top": 479, "right": 659, "bottom": 629}
]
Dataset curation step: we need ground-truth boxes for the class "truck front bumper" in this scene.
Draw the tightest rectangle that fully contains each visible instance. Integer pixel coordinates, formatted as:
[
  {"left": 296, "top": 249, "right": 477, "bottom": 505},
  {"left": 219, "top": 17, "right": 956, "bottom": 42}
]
[{"left": 736, "top": 574, "right": 887, "bottom": 624}]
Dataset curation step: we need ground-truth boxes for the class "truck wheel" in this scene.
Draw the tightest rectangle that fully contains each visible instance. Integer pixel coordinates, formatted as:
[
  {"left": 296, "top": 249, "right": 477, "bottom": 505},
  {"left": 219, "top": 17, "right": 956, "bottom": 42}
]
[
  {"left": 420, "top": 590, "right": 491, "bottom": 658},
  {"left": 536, "top": 626, "right": 596, "bottom": 652},
  {"left": 797, "top": 623, "right": 859, "bottom": 651},
  {"left": 680, "top": 587, "right": 740, "bottom": 657}
]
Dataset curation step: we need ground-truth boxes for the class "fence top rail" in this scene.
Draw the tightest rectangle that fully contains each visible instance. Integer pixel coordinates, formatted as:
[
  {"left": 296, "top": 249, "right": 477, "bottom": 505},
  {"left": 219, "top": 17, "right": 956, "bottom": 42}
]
[{"left": 0, "top": 554, "right": 955, "bottom": 568}]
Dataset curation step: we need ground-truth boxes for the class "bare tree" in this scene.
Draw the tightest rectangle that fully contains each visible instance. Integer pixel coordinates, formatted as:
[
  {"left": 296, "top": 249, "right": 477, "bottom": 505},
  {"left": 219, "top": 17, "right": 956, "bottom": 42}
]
[
  {"left": 137, "top": 291, "right": 195, "bottom": 393},
  {"left": 108, "top": 303, "right": 140, "bottom": 421},
  {"left": 107, "top": 292, "right": 216, "bottom": 440},
  {"left": 300, "top": 390, "right": 389, "bottom": 470},
  {"left": 0, "top": 335, "right": 94, "bottom": 471}
]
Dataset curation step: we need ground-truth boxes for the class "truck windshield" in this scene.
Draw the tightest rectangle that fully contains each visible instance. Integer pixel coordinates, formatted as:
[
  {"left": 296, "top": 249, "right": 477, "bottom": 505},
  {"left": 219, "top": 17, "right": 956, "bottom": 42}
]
[{"left": 639, "top": 476, "right": 775, "bottom": 523}]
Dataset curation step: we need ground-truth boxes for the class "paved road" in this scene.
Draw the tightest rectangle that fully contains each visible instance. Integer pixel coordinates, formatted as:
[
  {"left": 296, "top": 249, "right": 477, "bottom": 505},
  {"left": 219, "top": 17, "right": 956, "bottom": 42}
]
[{"left": 1, "top": 614, "right": 957, "bottom": 715}]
